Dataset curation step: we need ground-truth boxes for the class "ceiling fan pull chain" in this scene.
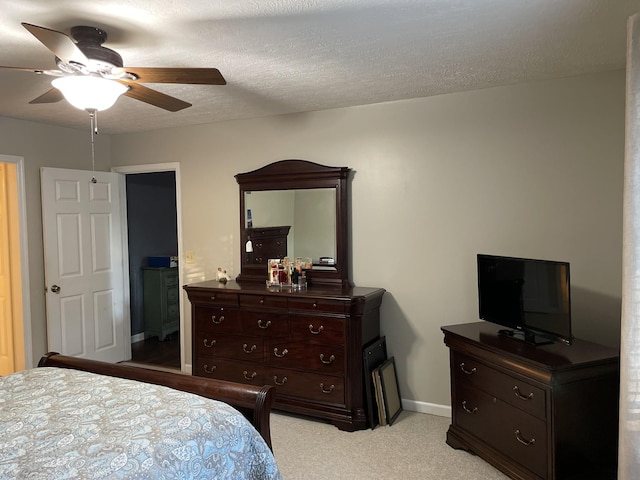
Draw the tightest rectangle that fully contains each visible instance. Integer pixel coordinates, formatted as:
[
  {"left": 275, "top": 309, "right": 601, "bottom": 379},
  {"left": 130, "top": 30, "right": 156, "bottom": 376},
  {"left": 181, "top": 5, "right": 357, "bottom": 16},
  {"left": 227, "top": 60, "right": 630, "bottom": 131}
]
[{"left": 89, "top": 109, "right": 98, "bottom": 183}]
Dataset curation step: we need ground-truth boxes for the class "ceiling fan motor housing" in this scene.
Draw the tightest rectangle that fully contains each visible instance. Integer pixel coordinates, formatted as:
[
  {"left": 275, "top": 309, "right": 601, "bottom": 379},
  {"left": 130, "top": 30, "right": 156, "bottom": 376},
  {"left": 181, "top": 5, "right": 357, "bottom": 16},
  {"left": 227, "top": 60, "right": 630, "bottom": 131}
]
[{"left": 69, "top": 26, "right": 123, "bottom": 72}]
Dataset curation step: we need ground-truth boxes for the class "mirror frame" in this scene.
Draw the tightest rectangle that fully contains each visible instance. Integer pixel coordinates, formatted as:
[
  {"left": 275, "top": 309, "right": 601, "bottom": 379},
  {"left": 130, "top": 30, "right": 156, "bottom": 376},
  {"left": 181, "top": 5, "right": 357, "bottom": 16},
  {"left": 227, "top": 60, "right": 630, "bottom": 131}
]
[{"left": 235, "top": 159, "right": 351, "bottom": 288}]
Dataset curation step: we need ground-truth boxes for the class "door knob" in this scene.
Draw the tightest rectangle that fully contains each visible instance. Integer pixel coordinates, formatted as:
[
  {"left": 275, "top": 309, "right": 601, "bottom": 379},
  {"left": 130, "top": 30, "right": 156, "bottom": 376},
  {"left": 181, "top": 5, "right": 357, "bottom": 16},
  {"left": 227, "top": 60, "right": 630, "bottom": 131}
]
[{"left": 50, "top": 284, "right": 61, "bottom": 293}]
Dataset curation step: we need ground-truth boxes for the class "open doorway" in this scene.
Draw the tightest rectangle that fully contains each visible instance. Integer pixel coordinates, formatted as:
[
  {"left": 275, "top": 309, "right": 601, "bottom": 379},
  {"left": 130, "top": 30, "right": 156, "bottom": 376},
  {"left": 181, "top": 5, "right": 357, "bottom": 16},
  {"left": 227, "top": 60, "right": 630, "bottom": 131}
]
[
  {"left": 113, "top": 163, "right": 183, "bottom": 372},
  {"left": 0, "top": 155, "right": 32, "bottom": 372},
  {"left": 126, "top": 171, "right": 179, "bottom": 369}
]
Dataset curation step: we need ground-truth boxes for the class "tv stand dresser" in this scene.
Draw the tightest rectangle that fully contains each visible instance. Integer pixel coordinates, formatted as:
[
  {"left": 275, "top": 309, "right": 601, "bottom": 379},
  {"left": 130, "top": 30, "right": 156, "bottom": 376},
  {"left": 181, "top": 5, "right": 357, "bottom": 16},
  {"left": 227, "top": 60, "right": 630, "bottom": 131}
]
[{"left": 441, "top": 322, "right": 619, "bottom": 480}]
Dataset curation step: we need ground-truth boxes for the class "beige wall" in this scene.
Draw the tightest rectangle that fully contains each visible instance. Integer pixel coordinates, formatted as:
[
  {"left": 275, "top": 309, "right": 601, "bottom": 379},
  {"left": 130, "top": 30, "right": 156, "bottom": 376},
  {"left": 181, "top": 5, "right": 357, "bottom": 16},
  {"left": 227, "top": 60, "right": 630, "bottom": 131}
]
[
  {"left": 110, "top": 69, "right": 624, "bottom": 411},
  {"left": 3, "top": 69, "right": 622, "bottom": 410},
  {"left": 0, "top": 117, "right": 111, "bottom": 366}
]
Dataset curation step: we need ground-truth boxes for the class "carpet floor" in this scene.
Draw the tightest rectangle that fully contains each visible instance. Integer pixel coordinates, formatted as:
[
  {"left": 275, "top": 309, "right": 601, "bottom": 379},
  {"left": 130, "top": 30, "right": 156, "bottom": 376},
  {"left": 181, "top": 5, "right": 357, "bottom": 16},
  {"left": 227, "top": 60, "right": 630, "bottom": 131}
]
[{"left": 270, "top": 410, "right": 510, "bottom": 479}]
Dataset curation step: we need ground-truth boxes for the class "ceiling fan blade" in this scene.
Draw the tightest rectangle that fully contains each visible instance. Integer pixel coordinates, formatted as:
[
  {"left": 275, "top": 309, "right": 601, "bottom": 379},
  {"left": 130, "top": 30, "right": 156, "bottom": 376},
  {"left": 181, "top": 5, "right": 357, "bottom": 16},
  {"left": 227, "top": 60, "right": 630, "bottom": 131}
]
[
  {"left": 116, "top": 67, "right": 226, "bottom": 85},
  {"left": 120, "top": 82, "right": 192, "bottom": 112},
  {"left": 0, "top": 65, "right": 65, "bottom": 76},
  {"left": 21, "top": 22, "right": 88, "bottom": 66},
  {"left": 29, "top": 88, "right": 64, "bottom": 104}
]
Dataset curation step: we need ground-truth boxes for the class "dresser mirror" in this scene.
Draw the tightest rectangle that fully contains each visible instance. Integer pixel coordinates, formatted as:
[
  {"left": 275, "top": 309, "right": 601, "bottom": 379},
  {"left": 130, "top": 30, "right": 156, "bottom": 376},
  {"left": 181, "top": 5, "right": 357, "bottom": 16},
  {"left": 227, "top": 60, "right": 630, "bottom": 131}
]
[
  {"left": 236, "top": 159, "right": 351, "bottom": 288},
  {"left": 244, "top": 188, "right": 336, "bottom": 261}
]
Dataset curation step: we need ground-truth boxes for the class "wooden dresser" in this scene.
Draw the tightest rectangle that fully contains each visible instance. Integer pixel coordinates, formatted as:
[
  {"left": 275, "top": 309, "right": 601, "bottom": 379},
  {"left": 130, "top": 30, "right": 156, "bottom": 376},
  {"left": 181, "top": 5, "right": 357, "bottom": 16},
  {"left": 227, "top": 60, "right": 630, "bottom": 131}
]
[
  {"left": 442, "top": 322, "right": 619, "bottom": 480},
  {"left": 245, "top": 226, "right": 290, "bottom": 266},
  {"left": 142, "top": 267, "right": 179, "bottom": 341},
  {"left": 184, "top": 279, "right": 385, "bottom": 431}
]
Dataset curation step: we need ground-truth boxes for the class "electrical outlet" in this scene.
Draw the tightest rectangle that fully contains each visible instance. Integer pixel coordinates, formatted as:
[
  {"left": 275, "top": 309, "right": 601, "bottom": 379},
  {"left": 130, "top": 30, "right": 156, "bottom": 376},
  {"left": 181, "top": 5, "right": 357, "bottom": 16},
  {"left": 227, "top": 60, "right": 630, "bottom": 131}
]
[{"left": 185, "top": 251, "right": 195, "bottom": 264}]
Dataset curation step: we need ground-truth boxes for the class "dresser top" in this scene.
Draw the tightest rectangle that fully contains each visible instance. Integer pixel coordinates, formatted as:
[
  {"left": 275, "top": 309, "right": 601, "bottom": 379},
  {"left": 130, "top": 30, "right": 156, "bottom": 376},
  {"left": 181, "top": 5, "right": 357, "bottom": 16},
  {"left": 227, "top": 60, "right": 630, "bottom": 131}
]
[
  {"left": 183, "top": 279, "right": 385, "bottom": 300},
  {"left": 442, "top": 322, "right": 619, "bottom": 371}
]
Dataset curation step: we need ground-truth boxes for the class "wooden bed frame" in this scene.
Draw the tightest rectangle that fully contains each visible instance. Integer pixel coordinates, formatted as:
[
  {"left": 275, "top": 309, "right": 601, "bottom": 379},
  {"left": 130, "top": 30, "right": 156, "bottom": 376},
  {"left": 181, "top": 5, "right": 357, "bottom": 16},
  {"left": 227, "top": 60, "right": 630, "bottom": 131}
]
[{"left": 38, "top": 352, "right": 275, "bottom": 449}]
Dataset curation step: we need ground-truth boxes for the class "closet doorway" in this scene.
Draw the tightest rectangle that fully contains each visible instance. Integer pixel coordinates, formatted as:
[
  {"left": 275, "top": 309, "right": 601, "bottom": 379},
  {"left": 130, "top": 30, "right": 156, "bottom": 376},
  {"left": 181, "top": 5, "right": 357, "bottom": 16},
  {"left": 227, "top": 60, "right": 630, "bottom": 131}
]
[{"left": 115, "top": 164, "right": 182, "bottom": 372}]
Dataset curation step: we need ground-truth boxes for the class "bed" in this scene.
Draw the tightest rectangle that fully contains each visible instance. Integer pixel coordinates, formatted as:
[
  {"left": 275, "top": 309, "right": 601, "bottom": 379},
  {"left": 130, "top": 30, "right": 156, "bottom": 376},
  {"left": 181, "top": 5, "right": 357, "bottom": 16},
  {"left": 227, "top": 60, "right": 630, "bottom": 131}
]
[{"left": 0, "top": 353, "right": 282, "bottom": 479}]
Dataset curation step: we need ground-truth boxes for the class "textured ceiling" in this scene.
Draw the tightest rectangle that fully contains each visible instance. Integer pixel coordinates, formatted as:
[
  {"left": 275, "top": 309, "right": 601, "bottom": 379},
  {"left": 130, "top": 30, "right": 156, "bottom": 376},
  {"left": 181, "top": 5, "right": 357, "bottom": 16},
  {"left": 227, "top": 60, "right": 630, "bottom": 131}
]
[{"left": 1, "top": 0, "right": 640, "bottom": 134}]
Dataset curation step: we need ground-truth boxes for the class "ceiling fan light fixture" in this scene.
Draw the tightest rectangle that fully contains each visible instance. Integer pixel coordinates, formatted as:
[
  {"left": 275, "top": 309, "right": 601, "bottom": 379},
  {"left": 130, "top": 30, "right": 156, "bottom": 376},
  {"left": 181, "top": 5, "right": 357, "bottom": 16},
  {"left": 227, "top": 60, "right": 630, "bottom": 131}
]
[{"left": 52, "top": 75, "right": 128, "bottom": 111}]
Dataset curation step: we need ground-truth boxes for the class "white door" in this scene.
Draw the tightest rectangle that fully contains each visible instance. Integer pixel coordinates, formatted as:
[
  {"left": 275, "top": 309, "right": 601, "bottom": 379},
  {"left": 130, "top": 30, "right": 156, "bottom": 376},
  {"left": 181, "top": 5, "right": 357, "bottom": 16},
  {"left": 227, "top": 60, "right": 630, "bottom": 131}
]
[{"left": 41, "top": 167, "right": 128, "bottom": 363}]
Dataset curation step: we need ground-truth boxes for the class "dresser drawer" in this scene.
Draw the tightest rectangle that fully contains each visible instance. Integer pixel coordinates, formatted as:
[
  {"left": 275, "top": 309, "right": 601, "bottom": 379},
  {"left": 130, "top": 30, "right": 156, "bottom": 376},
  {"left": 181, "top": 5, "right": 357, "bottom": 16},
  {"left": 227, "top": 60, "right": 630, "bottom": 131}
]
[
  {"left": 288, "top": 297, "right": 347, "bottom": 313},
  {"left": 253, "top": 237, "right": 287, "bottom": 257},
  {"left": 166, "top": 286, "right": 179, "bottom": 304},
  {"left": 195, "top": 333, "right": 264, "bottom": 362},
  {"left": 195, "top": 306, "right": 240, "bottom": 334},
  {"left": 455, "top": 383, "right": 547, "bottom": 478},
  {"left": 193, "top": 356, "right": 265, "bottom": 385},
  {"left": 241, "top": 310, "right": 290, "bottom": 337},
  {"left": 188, "top": 290, "right": 239, "bottom": 306},
  {"left": 164, "top": 272, "right": 178, "bottom": 287},
  {"left": 239, "top": 294, "right": 288, "bottom": 309},
  {"left": 290, "top": 315, "right": 345, "bottom": 345},
  {"left": 452, "top": 351, "right": 546, "bottom": 419},
  {"left": 265, "top": 340, "right": 344, "bottom": 374},
  {"left": 251, "top": 226, "right": 291, "bottom": 237},
  {"left": 267, "top": 367, "right": 345, "bottom": 405},
  {"left": 166, "top": 302, "right": 179, "bottom": 319}
]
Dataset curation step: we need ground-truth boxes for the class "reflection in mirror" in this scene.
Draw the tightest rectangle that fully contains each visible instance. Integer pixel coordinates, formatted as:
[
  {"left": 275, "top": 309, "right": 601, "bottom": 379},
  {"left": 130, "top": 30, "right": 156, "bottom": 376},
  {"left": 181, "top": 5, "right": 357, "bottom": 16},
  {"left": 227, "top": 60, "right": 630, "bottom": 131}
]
[{"left": 244, "top": 189, "right": 336, "bottom": 264}]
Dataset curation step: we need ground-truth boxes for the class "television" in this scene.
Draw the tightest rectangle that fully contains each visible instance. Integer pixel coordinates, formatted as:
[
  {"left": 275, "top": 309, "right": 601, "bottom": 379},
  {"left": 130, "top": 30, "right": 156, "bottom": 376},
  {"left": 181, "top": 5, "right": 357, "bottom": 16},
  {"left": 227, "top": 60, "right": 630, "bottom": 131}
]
[{"left": 477, "top": 254, "right": 573, "bottom": 345}]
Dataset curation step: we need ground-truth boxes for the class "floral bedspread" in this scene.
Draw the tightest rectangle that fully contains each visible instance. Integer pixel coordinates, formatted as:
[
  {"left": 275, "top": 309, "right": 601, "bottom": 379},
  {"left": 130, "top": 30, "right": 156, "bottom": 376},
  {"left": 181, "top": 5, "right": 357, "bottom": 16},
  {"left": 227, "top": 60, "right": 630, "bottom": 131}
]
[{"left": 0, "top": 367, "right": 282, "bottom": 480}]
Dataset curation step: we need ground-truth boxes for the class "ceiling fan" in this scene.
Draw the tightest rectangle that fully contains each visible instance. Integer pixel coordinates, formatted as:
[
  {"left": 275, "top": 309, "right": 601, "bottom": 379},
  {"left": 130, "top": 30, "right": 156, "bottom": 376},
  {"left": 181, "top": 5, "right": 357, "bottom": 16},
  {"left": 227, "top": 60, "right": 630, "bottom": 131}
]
[{"left": 0, "top": 22, "right": 227, "bottom": 112}]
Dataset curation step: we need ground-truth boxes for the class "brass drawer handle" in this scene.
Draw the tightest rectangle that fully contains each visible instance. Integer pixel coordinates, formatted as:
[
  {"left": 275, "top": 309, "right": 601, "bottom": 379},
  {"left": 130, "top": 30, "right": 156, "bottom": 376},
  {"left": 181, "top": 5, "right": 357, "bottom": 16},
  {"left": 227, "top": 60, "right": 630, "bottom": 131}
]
[
  {"left": 459, "top": 362, "right": 477, "bottom": 375},
  {"left": 273, "top": 348, "right": 289, "bottom": 358},
  {"left": 320, "top": 383, "right": 335, "bottom": 394},
  {"left": 515, "top": 429, "right": 536, "bottom": 446},
  {"left": 273, "top": 376, "right": 288, "bottom": 386},
  {"left": 243, "top": 343, "right": 257, "bottom": 354},
  {"left": 243, "top": 370, "right": 257, "bottom": 380},
  {"left": 309, "top": 324, "right": 324, "bottom": 335},
  {"left": 513, "top": 385, "right": 534, "bottom": 401},
  {"left": 258, "top": 319, "right": 272, "bottom": 329},
  {"left": 462, "top": 400, "right": 478, "bottom": 414},
  {"left": 203, "top": 338, "right": 216, "bottom": 348},
  {"left": 203, "top": 364, "right": 216, "bottom": 374},
  {"left": 211, "top": 315, "right": 224, "bottom": 324},
  {"left": 210, "top": 295, "right": 216, "bottom": 301},
  {"left": 259, "top": 298, "right": 265, "bottom": 304},
  {"left": 320, "top": 353, "right": 335, "bottom": 364}
]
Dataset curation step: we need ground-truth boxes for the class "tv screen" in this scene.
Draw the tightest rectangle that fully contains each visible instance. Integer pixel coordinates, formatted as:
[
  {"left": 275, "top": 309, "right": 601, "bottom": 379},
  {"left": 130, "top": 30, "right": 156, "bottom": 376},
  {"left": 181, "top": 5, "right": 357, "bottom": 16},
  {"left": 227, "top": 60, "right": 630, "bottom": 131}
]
[{"left": 477, "top": 254, "right": 572, "bottom": 345}]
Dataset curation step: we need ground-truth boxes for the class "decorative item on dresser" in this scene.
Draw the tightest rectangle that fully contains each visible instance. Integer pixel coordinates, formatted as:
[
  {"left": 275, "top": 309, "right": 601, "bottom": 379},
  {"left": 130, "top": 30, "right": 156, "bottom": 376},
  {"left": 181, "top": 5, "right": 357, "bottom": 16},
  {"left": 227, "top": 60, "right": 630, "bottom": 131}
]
[
  {"left": 184, "top": 159, "right": 386, "bottom": 431},
  {"left": 142, "top": 266, "right": 179, "bottom": 341},
  {"left": 441, "top": 322, "right": 620, "bottom": 480}
]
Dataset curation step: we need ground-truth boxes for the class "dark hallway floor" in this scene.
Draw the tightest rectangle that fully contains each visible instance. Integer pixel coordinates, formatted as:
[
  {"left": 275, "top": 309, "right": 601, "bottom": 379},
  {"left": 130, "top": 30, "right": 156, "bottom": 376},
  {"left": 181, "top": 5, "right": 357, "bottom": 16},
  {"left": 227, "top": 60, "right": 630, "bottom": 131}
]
[{"left": 130, "top": 333, "right": 180, "bottom": 370}]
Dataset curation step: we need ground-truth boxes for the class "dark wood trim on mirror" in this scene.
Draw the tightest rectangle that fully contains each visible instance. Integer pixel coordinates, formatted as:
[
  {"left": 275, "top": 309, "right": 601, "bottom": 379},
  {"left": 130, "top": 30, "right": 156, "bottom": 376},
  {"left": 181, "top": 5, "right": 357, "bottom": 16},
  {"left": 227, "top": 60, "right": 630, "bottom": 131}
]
[{"left": 235, "top": 159, "right": 352, "bottom": 288}]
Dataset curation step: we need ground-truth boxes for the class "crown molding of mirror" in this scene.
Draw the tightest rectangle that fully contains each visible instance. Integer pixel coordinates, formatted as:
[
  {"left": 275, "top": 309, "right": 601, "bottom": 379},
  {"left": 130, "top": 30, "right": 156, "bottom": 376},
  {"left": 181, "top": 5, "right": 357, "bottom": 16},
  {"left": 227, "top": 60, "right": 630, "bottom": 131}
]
[{"left": 235, "top": 159, "right": 352, "bottom": 289}]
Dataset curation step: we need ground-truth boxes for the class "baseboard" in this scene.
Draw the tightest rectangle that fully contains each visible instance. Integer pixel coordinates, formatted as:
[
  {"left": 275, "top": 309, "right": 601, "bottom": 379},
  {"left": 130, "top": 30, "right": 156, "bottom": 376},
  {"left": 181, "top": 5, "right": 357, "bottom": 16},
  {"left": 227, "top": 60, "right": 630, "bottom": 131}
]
[
  {"left": 401, "top": 398, "right": 451, "bottom": 418},
  {"left": 130, "top": 332, "right": 144, "bottom": 343}
]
